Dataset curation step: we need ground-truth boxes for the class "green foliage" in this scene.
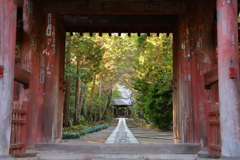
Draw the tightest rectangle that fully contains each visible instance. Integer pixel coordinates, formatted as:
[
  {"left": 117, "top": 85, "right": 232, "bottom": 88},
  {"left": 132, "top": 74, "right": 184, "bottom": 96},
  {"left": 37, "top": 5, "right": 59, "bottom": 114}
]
[
  {"left": 112, "top": 89, "right": 122, "bottom": 98},
  {"left": 64, "top": 32, "right": 173, "bottom": 129},
  {"left": 62, "top": 123, "right": 110, "bottom": 139},
  {"left": 66, "top": 33, "right": 104, "bottom": 82},
  {"left": 132, "top": 34, "right": 173, "bottom": 130}
]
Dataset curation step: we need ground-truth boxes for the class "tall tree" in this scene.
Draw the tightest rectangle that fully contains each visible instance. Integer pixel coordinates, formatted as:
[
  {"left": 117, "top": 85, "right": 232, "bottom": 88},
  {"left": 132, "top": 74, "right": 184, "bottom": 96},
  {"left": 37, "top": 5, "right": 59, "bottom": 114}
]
[
  {"left": 132, "top": 33, "right": 173, "bottom": 130},
  {"left": 73, "top": 57, "right": 81, "bottom": 125},
  {"left": 71, "top": 33, "right": 104, "bottom": 124},
  {"left": 99, "top": 89, "right": 113, "bottom": 122},
  {"left": 88, "top": 74, "right": 97, "bottom": 121},
  {"left": 63, "top": 34, "right": 71, "bottom": 127}
]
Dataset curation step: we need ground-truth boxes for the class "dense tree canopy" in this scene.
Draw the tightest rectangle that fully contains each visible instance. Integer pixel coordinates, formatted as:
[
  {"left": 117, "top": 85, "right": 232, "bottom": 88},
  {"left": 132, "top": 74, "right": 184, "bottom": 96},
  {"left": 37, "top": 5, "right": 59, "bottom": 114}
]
[{"left": 63, "top": 33, "right": 173, "bottom": 130}]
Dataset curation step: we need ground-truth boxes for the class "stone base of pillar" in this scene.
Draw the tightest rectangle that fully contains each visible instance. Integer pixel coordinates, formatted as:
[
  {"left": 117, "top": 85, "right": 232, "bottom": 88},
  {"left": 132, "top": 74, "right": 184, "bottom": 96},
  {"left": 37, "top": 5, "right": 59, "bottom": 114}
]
[
  {"left": 174, "top": 139, "right": 181, "bottom": 143},
  {"left": 197, "top": 149, "right": 220, "bottom": 159},
  {"left": 220, "top": 156, "right": 240, "bottom": 160},
  {"left": 0, "top": 155, "right": 14, "bottom": 160}
]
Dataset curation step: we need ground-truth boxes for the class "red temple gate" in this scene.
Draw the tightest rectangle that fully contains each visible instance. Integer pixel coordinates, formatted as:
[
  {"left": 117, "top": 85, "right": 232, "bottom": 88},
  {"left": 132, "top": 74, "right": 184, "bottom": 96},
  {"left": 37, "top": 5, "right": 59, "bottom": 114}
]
[{"left": 0, "top": 0, "right": 240, "bottom": 159}]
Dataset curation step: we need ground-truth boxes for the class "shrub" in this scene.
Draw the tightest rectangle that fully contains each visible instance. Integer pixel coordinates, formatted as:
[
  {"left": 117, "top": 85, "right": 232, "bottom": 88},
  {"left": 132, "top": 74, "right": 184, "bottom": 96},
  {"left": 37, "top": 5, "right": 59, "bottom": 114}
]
[{"left": 62, "top": 123, "right": 110, "bottom": 139}]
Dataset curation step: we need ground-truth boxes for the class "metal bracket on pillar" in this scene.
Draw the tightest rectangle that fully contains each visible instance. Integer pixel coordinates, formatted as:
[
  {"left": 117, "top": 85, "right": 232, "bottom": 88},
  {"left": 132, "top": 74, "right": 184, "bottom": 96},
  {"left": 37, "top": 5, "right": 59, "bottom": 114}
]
[
  {"left": 229, "top": 67, "right": 236, "bottom": 79},
  {"left": 0, "top": 65, "right": 4, "bottom": 78}
]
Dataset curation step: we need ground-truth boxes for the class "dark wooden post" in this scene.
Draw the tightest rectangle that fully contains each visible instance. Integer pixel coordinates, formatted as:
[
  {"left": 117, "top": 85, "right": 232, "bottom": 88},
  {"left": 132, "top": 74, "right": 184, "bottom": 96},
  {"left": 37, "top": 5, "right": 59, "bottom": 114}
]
[
  {"left": 0, "top": 0, "right": 16, "bottom": 155},
  {"left": 217, "top": 0, "right": 240, "bottom": 158},
  {"left": 40, "top": 12, "right": 65, "bottom": 143}
]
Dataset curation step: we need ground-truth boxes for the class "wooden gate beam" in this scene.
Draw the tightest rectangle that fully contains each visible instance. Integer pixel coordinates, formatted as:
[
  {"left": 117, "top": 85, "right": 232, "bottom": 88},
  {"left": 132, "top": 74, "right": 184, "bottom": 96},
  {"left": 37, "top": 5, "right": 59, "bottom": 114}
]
[
  {"left": 59, "top": 14, "right": 178, "bottom": 33},
  {"left": 217, "top": 0, "right": 240, "bottom": 158},
  {"left": 16, "top": 0, "right": 23, "bottom": 7},
  {"left": 0, "top": 0, "right": 17, "bottom": 156},
  {"left": 43, "top": 1, "right": 191, "bottom": 15},
  {"left": 204, "top": 66, "right": 218, "bottom": 89},
  {"left": 14, "top": 66, "right": 30, "bottom": 89}
]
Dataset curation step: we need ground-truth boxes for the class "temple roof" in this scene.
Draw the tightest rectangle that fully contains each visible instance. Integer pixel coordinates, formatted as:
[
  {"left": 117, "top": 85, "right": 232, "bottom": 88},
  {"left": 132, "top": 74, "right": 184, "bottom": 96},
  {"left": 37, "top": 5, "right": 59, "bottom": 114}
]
[{"left": 112, "top": 98, "right": 132, "bottom": 106}]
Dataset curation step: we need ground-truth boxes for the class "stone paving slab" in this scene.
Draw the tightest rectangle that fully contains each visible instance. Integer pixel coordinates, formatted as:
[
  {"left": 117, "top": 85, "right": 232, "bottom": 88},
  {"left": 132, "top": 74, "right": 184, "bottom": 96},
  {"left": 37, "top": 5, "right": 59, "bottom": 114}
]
[
  {"left": 126, "top": 119, "right": 174, "bottom": 144},
  {"left": 105, "top": 118, "right": 139, "bottom": 144}
]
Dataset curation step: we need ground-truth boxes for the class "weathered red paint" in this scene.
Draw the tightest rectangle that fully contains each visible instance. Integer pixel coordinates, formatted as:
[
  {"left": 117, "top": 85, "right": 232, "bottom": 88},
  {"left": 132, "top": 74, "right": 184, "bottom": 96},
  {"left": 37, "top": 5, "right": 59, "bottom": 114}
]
[
  {"left": 173, "top": 13, "right": 193, "bottom": 143},
  {"left": 39, "top": 13, "right": 65, "bottom": 143},
  {"left": 173, "top": 1, "right": 217, "bottom": 156},
  {"left": 217, "top": 0, "right": 240, "bottom": 157},
  {"left": 0, "top": 0, "right": 17, "bottom": 155},
  {"left": 17, "top": 0, "right": 41, "bottom": 149},
  {"left": 193, "top": 0, "right": 215, "bottom": 153}
]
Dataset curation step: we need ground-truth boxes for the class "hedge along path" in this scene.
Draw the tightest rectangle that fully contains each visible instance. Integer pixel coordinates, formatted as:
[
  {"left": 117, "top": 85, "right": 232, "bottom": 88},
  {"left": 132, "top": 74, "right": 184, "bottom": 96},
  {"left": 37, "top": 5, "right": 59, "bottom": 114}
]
[{"left": 62, "top": 123, "right": 111, "bottom": 139}]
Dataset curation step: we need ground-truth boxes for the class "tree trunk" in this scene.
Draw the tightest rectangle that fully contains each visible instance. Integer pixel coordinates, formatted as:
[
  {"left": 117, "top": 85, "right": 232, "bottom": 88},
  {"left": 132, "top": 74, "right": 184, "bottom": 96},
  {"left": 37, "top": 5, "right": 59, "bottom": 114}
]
[
  {"left": 98, "top": 73, "right": 102, "bottom": 121},
  {"left": 63, "top": 74, "right": 71, "bottom": 127},
  {"left": 78, "top": 82, "right": 85, "bottom": 117},
  {"left": 98, "top": 72, "right": 102, "bottom": 98},
  {"left": 83, "top": 88, "right": 88, "bottom": 116},
  {"left": 63, "top": 36, "right": 71, "bottom": 127},
  {"left": 88, "top": 75, "right": 96, "bottom": 121},
  {"left": 99, "top": 89, "right": 113, "bottom": 122},
  {"left": 73, "top": 58, "right": 81, "bottom": 125}
]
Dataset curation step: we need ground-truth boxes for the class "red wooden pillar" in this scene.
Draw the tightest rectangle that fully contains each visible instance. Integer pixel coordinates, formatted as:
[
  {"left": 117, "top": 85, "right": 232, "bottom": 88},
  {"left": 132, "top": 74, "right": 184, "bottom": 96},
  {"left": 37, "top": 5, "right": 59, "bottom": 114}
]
[
  {"left": 0, "top": 0, "right": 17, "bottom": 155},
  {"left": 39, "top": 12, "right": 65, "bottom": 143},
  {"left": 217, "top": 0, "right": 240, "bottom": 158},
  {"left": 14, "top": 0, "right": 46, "bottom": 149},
  {"left": 173, "top": 21, "right": 181, "bottom": 143}
]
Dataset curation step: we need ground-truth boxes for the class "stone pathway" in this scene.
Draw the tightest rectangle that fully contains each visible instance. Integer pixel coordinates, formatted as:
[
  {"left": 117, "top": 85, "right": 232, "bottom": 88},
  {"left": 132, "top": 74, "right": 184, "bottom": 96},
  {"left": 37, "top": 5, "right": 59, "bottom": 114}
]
[
  {"left": 105, "top": 118, "right": 139, "bottom": 144},
  {"left": 13, "top": 119, "right": 202, "bottom": 160},
  {"left": 126, "top": 119, "right": 174, "bottom": 144}
]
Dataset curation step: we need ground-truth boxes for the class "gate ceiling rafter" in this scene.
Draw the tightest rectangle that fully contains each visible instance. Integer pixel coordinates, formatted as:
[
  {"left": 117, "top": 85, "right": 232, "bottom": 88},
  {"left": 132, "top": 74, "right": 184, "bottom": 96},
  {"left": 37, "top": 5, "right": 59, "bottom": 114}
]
[{"left": 42, "top": 0, "right": 194, "bottom": 34}]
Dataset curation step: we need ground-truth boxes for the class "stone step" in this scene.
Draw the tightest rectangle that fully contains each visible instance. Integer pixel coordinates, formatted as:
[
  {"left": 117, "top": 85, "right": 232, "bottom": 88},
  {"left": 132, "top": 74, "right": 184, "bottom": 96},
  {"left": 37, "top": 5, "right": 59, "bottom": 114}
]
[
  {"left": 14, "top": 158, "right": 36, "bottom": 160},
  {"left": 13, "top": 154, "right": 221, "bottom": 160},
  {"left": 34, "top": 153, "right": 198, "bottom": 160},
  {"left": 34, "top": 143, "right": 201, "bottom": 155}
]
